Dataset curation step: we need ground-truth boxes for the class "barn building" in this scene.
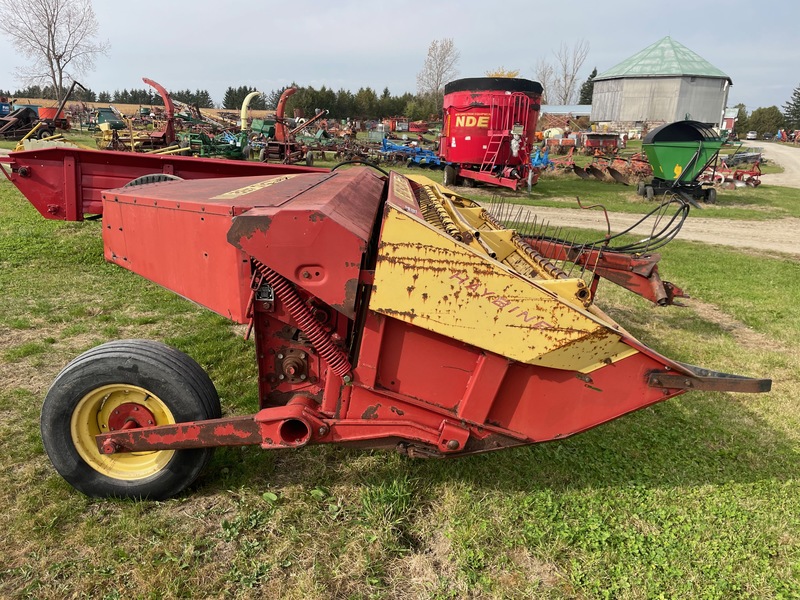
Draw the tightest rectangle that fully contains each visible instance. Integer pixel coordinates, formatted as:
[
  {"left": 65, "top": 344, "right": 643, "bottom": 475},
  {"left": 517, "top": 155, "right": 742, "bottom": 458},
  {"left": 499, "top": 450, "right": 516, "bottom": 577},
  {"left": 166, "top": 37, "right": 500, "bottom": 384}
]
[{"left": 590, "top": 36, "right": 732, "bottom": 133}]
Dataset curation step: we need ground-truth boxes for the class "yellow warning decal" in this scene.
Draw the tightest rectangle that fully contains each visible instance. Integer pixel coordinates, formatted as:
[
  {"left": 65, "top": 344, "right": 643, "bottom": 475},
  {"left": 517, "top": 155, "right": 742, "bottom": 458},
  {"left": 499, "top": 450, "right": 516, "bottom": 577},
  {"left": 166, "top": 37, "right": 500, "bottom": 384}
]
[{"left": 210, "top": 175, "right": 298, "bottom": 200}]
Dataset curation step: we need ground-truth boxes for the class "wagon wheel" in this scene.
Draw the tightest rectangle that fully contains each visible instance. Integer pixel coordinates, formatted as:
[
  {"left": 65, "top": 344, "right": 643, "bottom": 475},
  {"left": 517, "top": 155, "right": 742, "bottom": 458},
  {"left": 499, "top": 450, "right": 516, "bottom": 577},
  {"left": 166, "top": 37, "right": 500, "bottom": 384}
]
[
  {"left": 41, "top": 340, "right": 221, "bottom": 499},
  {"left": 124, "top": 173, "right": 183, "bottom": 187},
  {"left": 443, "top": 165, "right": 457, "bottom": 187}
]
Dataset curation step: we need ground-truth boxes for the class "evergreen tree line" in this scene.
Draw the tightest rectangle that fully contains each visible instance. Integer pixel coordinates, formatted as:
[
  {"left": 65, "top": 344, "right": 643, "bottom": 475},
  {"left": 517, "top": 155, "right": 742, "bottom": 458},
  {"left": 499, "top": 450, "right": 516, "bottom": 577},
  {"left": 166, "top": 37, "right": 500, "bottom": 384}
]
[
  {"left": 5, "top": 82, "right": 440, "bottom": 120},
  {"left": 7, "top": 84, "right": 215, "bottom": 108},
  {"left": 97, "top": 89, "right": 213, "bottom": 107},
  {"left": 279, "top": 85, "right": 438, "bottom": 121},
  {"left": 222, "top": 84, "right": 443, "bottom": 121},
  {"left": 7, "top": 84, "right": 98, "bottom": 102},
  {"left": 11, "top": 78, "right": 798, "bottom": 128}
]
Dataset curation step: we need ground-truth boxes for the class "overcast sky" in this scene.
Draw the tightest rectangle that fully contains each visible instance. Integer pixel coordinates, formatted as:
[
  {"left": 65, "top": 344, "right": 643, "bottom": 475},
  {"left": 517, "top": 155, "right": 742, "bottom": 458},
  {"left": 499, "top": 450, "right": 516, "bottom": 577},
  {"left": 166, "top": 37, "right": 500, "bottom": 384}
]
[{"left": 0, "top": 0, "right": 795, "bottom": 113}]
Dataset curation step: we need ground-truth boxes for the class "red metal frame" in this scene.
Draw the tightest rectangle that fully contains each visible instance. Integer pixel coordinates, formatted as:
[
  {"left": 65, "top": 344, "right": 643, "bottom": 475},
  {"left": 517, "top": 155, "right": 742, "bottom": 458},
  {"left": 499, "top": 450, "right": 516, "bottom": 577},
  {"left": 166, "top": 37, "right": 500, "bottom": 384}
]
[
  {"left": 522, "top": 237, "right": 686, "bottom": 306},
  {"left": 454, "top": 167, "right": 538, "bottom": 190}
]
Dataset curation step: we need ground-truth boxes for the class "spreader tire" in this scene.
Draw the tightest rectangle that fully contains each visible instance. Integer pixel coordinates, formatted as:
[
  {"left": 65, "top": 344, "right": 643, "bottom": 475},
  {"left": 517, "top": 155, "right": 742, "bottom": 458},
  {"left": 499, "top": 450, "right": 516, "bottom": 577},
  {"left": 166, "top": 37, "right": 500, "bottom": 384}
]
[
  {"left": 40, "top": 339, "right": 221, "bottom": 500},
  {"left": 443, "top": 165, "right": 457, "bottom": 187}
]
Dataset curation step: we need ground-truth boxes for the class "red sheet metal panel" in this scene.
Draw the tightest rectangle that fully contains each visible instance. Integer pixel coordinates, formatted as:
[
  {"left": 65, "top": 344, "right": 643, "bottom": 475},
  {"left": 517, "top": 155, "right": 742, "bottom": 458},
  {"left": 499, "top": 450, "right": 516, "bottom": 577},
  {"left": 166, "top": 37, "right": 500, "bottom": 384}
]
[
  {"left": 101, "top": 168, "right": 384, "bottom": 323},
  {"left": 352, "top": 310, "right": 687, "bottom": 444},
  {"left": 101, "top": 174, "right": 331, "bottom": 323},
  {"left": 102, "top": 182, "right": 254, "bottom": 323},
  {"left": 229, "top": 167, "right": 385, "bottom": 319},
  {"left": 2, "top": 146, "right": 326, "bottom": 221}
]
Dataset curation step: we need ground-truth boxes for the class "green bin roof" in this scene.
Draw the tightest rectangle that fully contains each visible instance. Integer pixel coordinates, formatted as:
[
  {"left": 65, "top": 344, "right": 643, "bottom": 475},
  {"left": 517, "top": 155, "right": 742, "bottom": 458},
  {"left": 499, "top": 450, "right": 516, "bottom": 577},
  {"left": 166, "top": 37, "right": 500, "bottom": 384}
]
[{"left": 595, "top": 37, "right": 731, "bottom": 83}]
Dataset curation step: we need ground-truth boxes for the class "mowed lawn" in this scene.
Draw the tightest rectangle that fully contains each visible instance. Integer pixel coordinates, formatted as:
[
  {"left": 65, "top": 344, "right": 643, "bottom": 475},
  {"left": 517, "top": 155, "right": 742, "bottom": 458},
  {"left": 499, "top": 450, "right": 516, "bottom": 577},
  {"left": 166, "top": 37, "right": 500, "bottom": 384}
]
[{"left": 0, "top": 166, "right": 799, "bottom": 599}]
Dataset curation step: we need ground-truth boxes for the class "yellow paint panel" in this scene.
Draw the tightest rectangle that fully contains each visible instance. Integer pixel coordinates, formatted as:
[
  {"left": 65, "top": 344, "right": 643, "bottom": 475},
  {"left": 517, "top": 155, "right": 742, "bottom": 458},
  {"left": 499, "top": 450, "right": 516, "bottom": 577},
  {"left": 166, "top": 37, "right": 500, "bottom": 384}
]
[
  {"left": 370, "top": 205, "right": 635, "bottom": 371},
  {"left": 210, "top": 175, "right": 298, "bottom": 200}
]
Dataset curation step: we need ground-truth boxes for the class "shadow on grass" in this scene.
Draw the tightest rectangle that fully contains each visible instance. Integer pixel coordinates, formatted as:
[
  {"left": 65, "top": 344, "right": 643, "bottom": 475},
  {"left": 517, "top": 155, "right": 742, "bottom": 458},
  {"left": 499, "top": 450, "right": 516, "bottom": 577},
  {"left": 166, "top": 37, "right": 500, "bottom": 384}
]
[{"left": 197, "top": 389, "right": 798, "bottom": 499}]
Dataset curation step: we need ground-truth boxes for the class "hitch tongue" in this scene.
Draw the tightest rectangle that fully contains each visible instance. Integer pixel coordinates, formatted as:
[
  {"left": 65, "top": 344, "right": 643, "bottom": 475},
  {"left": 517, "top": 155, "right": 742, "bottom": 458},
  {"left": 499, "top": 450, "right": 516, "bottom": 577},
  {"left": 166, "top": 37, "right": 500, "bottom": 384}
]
[{"left": 648, "top": 363, "right": 771, "bottom": 394}]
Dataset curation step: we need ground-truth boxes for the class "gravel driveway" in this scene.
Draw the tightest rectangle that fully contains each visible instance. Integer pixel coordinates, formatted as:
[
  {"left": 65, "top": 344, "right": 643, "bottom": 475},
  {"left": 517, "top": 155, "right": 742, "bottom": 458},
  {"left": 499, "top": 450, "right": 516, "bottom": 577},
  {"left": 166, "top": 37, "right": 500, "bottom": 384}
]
[{"left": 479, "top": 142, "right": 800, "bottom": 258}]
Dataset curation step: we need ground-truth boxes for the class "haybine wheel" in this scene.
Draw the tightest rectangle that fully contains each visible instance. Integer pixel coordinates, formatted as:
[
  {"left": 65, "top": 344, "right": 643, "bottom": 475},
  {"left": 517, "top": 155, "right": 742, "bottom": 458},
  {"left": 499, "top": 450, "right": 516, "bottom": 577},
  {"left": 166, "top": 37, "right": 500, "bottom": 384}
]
[
  {"left": 41, "top": 340, "right": 221, "bottom": 499},
  {"left": 123, "top": 173, "right": 183, "bottom": 187}
]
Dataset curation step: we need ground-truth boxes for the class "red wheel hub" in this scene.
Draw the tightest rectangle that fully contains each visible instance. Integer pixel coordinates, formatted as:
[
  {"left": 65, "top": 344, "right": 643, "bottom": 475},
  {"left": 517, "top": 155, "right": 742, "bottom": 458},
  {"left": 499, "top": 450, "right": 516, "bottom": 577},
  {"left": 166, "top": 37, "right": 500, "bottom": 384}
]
[{"left": 107, "top": 402, "right": 158, "bottom": 431}]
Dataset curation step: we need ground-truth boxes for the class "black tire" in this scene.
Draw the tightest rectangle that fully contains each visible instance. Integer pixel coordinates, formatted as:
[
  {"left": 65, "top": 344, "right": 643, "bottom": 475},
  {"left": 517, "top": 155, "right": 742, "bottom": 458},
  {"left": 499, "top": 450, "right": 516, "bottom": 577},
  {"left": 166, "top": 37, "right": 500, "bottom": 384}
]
[
  {"left": 705, "top": 188, "right": 717, "bottom": 203},
  {"left": 41, "top": 339, "right": 221, "bottom": 500},
  {"left": 443, "top": 165, "right": 457, "bottom": 187},
  {"left": 38, "top": 128, "right": 54, "bottom": 139},
  {"left": 124, "top": 173, "right": 183, "bottom": 187},
  {"left": 645, "top": 185, "right": 654, "bottom": 201},
  {"left": 305, "top": 151, "right": 314, "bottom": 167},
  {"left": 636, "top": 181, "right": 646, "bottom": 196}
]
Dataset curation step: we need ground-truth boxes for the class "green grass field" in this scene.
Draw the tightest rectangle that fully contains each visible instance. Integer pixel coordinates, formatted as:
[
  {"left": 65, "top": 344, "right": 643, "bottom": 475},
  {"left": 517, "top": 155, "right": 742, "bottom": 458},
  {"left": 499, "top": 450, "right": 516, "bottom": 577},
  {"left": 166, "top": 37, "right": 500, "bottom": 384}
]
[{"left": 0, "top": 142, "right": 799, "bottom": 599}]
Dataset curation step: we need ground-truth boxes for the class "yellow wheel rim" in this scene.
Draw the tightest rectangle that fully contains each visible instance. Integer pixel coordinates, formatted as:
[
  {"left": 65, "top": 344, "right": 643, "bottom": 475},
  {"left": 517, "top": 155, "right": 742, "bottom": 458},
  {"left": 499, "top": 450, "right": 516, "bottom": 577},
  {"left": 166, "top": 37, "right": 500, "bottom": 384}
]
[{"left": 70, "top": 384, "right": 176, "bottom": 480}]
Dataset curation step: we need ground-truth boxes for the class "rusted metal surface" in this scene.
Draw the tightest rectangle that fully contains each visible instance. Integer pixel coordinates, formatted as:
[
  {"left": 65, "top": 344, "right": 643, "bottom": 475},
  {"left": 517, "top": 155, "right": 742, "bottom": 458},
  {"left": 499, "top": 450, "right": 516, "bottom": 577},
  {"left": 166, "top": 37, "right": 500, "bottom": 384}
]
[
  {"left": 522, "top": 238, "right": 686, "bottom": 306},
  {"left": 98, "top": 415, "right": 265, "bottom": 453},
  {"left": 229, "top": 168, "right": 385, "bottom": 319},
  {"left": 649, "top": 367, "right": 771, "bottom": 394}
]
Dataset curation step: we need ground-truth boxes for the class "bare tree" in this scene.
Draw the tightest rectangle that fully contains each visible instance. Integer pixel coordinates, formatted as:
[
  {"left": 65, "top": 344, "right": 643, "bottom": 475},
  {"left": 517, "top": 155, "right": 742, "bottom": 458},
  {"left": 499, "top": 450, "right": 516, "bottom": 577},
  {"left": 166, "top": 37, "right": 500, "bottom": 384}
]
[
  {"left": 0, "top": 0, "right": 109, "bottom": 102},
  {"left": 533, "top": 58, "right": 555, "bottom": 105},
  {"left": 532, "top": 39, "right": 590, "bottom": 105},
  {"left": 551, "top": 40, "right": 590, "bottom": 105},
  {"left": 416, "top": 38, "right": 460, "bottom": 106}
]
